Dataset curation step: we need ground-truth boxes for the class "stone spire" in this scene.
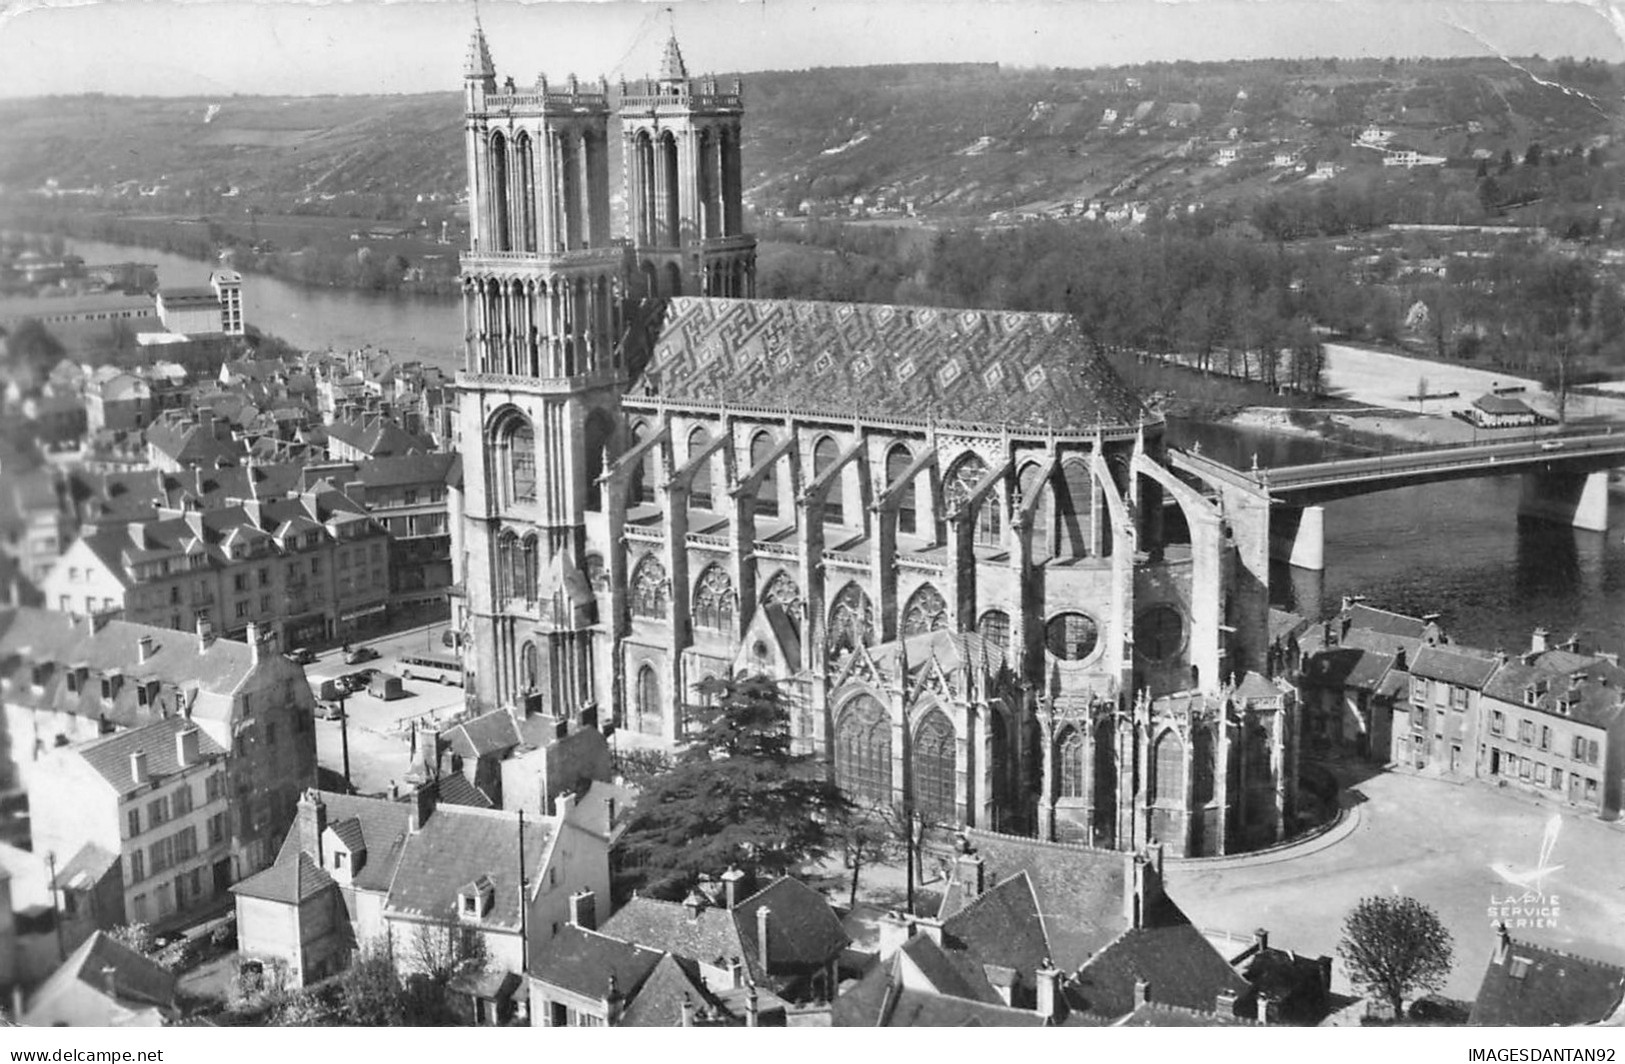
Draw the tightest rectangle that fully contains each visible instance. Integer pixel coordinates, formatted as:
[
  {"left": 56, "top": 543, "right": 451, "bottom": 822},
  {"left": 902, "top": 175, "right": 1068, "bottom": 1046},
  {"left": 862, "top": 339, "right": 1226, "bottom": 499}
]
[
  {"left": 658, "top": 32, "right": 688, "bottom": 83},
  {"left": 465, "top": 17, "right": 495, "bottom": 81}
]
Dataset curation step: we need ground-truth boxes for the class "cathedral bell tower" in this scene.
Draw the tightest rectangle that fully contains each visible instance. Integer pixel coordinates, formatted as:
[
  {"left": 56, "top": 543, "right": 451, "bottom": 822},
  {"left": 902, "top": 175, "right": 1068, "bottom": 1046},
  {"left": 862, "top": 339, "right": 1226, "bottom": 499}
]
[
  {"left": 457, "top": 19, "right": 624, "bottom": 717},
  {"left": 618, "top": 33, "right": 756, "bottom": 299}
]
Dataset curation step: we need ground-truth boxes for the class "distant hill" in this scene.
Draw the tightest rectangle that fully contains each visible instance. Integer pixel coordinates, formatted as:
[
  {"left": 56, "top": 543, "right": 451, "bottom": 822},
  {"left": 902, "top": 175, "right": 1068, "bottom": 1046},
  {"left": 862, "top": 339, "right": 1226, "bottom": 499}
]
[{"left": 0, "top": 56, "right": 1619, "bottom": 227}]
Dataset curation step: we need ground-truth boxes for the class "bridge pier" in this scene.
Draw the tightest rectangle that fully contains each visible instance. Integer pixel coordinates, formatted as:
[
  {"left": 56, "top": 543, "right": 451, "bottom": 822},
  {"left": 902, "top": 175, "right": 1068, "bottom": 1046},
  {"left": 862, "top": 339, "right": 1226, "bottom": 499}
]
[
  {"left": 1519, "top": 470, "right": 1609, "bottom": 533},
  {"left": 1269, "top": 505, "right": 1326, "bottom": 572}
]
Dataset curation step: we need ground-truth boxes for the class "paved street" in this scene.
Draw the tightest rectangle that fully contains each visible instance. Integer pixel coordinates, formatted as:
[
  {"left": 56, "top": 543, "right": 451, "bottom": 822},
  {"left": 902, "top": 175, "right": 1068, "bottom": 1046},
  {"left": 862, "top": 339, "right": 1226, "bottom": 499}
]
[
  {"left": 300, "top": 620, "right": 469, "bottom": 796},
  {"left": 1166, "top": 767, "right": 1625, "bottom": 1001}
]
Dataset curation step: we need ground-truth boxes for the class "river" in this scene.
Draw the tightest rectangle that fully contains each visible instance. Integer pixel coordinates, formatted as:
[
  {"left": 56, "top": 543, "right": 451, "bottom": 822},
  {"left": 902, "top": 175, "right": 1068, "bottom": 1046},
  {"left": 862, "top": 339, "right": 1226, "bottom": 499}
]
[
  {"left": 69, "top": 237, "right": 1625, "bottom": 656},
  {"left": 66, "top": 238, "right": 465, "bottom": 371}
]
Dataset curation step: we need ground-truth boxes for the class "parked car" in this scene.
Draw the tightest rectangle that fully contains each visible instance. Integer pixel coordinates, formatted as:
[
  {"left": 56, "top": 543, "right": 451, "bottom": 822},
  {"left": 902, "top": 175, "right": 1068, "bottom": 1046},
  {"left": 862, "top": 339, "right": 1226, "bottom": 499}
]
[
  {"left": 318, "top": 701, "right": 346, "bottom": 721},
  {"left": 286, "top": 647, "right": 318, "bottom": 665},
  {"left": 344, "top": 644, "right": 379, "bottom": 665}
]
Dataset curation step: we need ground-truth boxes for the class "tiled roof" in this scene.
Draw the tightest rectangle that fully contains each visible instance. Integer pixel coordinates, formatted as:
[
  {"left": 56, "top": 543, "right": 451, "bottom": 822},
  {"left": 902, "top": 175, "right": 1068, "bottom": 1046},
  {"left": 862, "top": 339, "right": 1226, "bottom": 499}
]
[
  {"left": 617, "top": 953, "right": 730, "bottom": 1027},
  {"left": 733, "top": 876, "right": 850, "bottom": 985},
  {"left": 0, "top": 609, "right": 258, "bottom": 729},
  {"left": 939, "top": 873, "right": 1051, "bottom": 986},
  {"left": 325, "top": 416, "right": 432, "bottom": 458},
  {"left": 528, "top": 924, "right": 663, "bottom": 999},
  {"left": 897, "top": 932, "right": 1003, "bottom": 1005},
  {"left": 942, "top": 830, "right": 1131, "bottom": 971},
  {"left": 1346, "top": 604, "right": 1431, "bottom": 639},
  {"left": 1469, "top": 938, "right": 1625, "bottom": 1026},
  {"left": 1115, "top": 1002, "right": 1256, "bottom": 1026},
  {"left": 39, "top": 930, "right": 177, "bottom": 1010},
  {"left": 428, "top": 772, "right": 494, "bottom": 809},
  {"left": 640, "top": 297, "right": 1147, "bottom": 432},
  {"left": 71, "top": 717, "right": 226, "bottom": 795},
  {"left": 882, "top": 987, "right": 1047, "bottom": 1027},
  {"left": 52, "top": 842, "right": 120, "bottom": 890},
  {"left": 262, "top": 791, "right": 413, "bottom": 895},
  {"left": 1474, "top": 393, "right": 1536, "bottom": 415},
  {"left": 384, "top": 804, "right": 554, "bottom": 931},
  {"left": 598, "top": 896, "right": 743, "bottom": 968},
  {"left": 353, "top": 453, "right": 459, "bottom": 490},
  {"left": 230, "top": 851, "right": 335, "bottom": 905},
  {"left": 1411, "top": 645, "right": 1500, "bottom": 688},
  {"left": 444, "top": 708, "right": 522, "bottom": 760},
  {"left": 1070, "top": 904, "right": 1250, "bottom": 1019},
  {"left": 328, "top": 816, "right": 366, "bottom": 852}
]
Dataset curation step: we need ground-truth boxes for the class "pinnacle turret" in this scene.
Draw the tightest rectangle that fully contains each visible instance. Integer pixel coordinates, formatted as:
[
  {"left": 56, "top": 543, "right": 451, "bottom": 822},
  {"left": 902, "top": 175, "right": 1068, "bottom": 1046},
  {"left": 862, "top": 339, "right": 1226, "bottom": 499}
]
[
  {"left": 658, "top": 33, "right": 688, "bottom": 83},
  {"left": 465, "top": 20, "right": 495, "bottom": 80}
]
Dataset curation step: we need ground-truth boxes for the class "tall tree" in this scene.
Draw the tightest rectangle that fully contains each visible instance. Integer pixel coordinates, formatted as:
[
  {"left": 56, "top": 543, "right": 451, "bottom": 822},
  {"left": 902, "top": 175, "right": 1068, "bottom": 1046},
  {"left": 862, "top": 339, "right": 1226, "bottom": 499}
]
[
  {"left": 617, "top": 674, "right": 850, "bottom": 900},
  {"left": 1337, "top": 895, "right": 1455, "bottom": 1020}
]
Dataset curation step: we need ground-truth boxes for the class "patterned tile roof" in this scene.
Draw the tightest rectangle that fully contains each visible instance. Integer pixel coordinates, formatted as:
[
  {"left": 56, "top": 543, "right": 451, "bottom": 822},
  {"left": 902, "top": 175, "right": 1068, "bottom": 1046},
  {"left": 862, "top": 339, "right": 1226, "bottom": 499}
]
[{"left": 641, "top": 298, "right": 1147, "bottom": 432}]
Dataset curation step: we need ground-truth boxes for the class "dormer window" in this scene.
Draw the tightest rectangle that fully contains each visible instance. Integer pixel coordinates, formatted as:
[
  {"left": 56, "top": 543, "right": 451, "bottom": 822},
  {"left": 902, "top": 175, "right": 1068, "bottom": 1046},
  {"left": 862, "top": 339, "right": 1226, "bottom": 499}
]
[
  {"left": 458, "top": 874, "right": 496, "bottom": 921},
  {"left": 101, "top": 672, "right": 121, "bottom": 700},
  {"left": 31, "top": 662, "right": 51, "bottom": 689},
  {"left": 1524, "top": 686, "right": 1537, "bottom": 707}
]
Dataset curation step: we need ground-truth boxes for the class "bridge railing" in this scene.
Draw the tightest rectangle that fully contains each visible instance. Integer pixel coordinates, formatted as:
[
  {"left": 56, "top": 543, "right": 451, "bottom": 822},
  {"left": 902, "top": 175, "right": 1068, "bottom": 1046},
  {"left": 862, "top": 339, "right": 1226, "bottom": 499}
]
[{"left": 1257, "top": 428, "right": 1624, "bottom": 488}]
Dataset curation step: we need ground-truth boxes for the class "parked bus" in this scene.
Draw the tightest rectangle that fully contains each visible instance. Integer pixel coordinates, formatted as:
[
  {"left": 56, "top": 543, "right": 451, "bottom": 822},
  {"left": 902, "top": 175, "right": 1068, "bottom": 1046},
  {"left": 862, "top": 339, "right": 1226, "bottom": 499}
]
[{"left": 399, "top": 652, "right": 464, "bottom": 686}]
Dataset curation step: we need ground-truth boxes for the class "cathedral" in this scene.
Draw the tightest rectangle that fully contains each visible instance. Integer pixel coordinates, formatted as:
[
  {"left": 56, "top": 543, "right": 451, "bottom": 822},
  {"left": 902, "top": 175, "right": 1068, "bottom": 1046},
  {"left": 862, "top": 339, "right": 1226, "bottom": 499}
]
[{"left": 451, "top": 26, "right": 1300, "bottom": 856}]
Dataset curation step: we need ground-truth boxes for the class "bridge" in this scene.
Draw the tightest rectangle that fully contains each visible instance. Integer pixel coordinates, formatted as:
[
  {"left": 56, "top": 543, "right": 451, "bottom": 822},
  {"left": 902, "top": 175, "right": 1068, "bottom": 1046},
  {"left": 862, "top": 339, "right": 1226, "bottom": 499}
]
[{"left": 1172, "top": 429, "right": 1625, "bottom": 571}]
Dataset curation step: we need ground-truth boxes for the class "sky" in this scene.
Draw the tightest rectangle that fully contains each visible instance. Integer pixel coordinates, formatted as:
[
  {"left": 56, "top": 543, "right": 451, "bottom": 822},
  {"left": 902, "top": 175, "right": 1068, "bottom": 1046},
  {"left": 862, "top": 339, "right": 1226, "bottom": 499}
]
[{"left": 0, "top": 0, "right": 1622, "bottom": 98}]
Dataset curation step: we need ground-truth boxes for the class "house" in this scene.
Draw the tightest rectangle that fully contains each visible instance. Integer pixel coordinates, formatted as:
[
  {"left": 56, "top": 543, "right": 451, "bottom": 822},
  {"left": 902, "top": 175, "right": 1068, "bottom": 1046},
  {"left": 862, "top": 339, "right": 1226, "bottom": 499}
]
[
  {"left": 1383, "top": 150, "right": 1447, "bottom": 169},
  {"left": 1468, "top": 924, "right": 1625, "bottom": 1026},
  {"left": 1214, "top": 147, "right": 1240, "bottom": 167},
  {"left": 324, "top": 413, "right": 433, "bottom": 463},
  {"left": 1295, "top": 601, "right": 1442, "bottom": 758},
  {"left": 528, "top": 923, "right": 758, "bottom": 1026},
  {"left": 1359, "top": 126, "right": 1394, "bottom": 146},
  {"left": 598, "top": 870, "right": 849, "bottom": 1005},
  {"left": 836, "top": 833, "right": 1252, "bottom": 1026},
  {"left": 232, "top": 785, "right": 612, "bottom": 1002},
  {"left": 0, "top": 610, "right": 317, "bottom": 878},
  {"left": 1478, "top": 631, "right": 1625, "bottom": 817},
  {"left": 1306, "top": 162, "right": 1340, "bottom": 181},
  {"left": 1397, "top": 642, "right": 1499, "bottom": 777},
  {"left": 19, "top": 930, "right": 177, "bottom": 1026},
  {"left": 1468, "top": 392, "right": 1540, "bottom": 429},
  {"left": 29, "top": 717, "right": 231, "bottom": 933},
  {"left": 143, "top": 409, "right": 243, "bottom": 472},
  {"left": 416, "top": 707, "right": 613, "bottom": 813}
]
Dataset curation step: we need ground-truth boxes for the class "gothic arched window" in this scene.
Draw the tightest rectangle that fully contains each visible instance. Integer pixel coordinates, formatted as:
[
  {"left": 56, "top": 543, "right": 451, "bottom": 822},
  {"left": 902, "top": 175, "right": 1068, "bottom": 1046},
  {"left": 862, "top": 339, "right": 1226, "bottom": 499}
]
[
  {"left": 834, "top": 695, "right": 892, "bottom": 804},
  {"left": 977, "top": 609, "right": 1011, "bottom": 651},
  {"left": 687, "top": 426, "right": 713, "bottom": 510},
  {"left": 491, "top": 410, "right": 537, "bottom": 507},
  {"left": 901, "top": 584, "right": 949, "bottom": 637},
  {"left": 1154, "top": 730, "right": 1185, "bottom": 803},
  {"left": 826, "top": 583, "right": 874, "bottom": 663},
  {"left": 913, "top": 711, "right": 957, "bottom": 824},
  {"left": 760, "top": 570, "right": 803, "bottom": 635},
  {"left": 496, "top": 530, "right": 518, "bottom": 602},
  {"left": 630, "top": 555, "right": 668, "bottom": 619},
  {"left": 520, "top": 641, "right": 538, "bottom": 691},
  {"left": 630, "top": 421, "right": 658, "bottom": 505},
  {"left": 1058, "top": 726, "right": 1087, "bottom": 799},
  {"left": 886, "top": 444, "right": 916, "bottom": 535},
  {"left": 520, "top": 534, "right": 539, "bottom": 604},
  {"left": 1191, "top": 726, "right": 1216, "bottom": 806},
  {"left": 945, "top": 454, "right": 999, "bottom": 547},
  {"left": 813, "top": 436, "right": 843, "bottom": 525},
  {"left": 1045, "top": 612, "right": 1100, "bottom": 661},
  {"left": 692, "top": 565, "right": 735, "bottom": 633},
  {"left": 636, "top": 664, "right": 662, "bottom": 735},
  {"left": 1056, "top": 458, "right": 1094, "bottom": 560},
  {"left": 750, "top": 430, "right": 778, "bottom": 518}
]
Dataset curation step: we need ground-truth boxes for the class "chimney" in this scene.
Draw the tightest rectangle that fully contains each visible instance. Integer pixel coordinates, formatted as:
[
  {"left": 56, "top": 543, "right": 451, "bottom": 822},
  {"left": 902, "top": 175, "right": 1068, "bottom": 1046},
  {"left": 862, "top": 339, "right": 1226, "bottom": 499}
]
[
  {"left": 877, "top": 909, "right": 912, "bottom": 962},
  {"left": 555, "top": 789, "right": 577, "bottom": 820},
  {"left": 1122, "top": 850, "right": 1163, "bottom": 929},
  {"left": 246, "top": 622, "right": 263, "bottom": 664},
  {"left": 1254, "top": 991, "right": 1274, "bottom": 1025},
  {"left": 1531, "top": 627, "right": 1549, "bottom": 655},
  {"left": 1134, "top": 978, "right": 1151, "bottom": 1007},
  {"left": 1494, "top": 648, "right": 1508, "bottom": 666},
  {"left": 298, "top": 789, "right": 327, "bottom": 864},
  {"left": 195, "top": 615, "right": 213, "bottom": 653},
  {"left": 176, "top": 725, "right": 200, "bottom": 768},
  {"left": 913, "top": 915, "right": 943, "bottom": 947},
  {"left": 409, "top": 782, "right": 435, "bottom": 833},
  {"left": 388, "top": 780, "right": 400, "bottom": 800},
  {"left": 137, "top": 634, "right": 155, "bottom": 665},
  {"left": 129, "top": 749, "right": 149, "bottom": 787},
  {"left": 568, "top": 889, "right": 597, "bottom": 931},
  {"left": 1035, "top": 959, "right": 1061, "bottom": 1021},
  {"left": 1216, "top": 987, "right": 1239, "bottom": 1016},
  {"left": 745, "top": 983, "right": 760, "bottom": 1028},
  {"left": 682, "top": 889, "right": 709, "bottom": 919},
  {"left": 1494, "top": 921, "right": 1511, "bottom": 965},
  {"left": 679, "top": 994, "right": 694, "bottom": 1028},
  {"left": 605, "top": 975, "right": 623, "bottom": 1026},
  {"left": 756, "top": 905, "right": 772, "bottom": 975},
  {"left": 721, "top": 865, "right": 749, "bottom": 910},
  {"left": 1394, "top": 646, "right": 1408, "bottom": 671},
  {"left": 1253, "top": 927, "right": 1269, "bottom": 953},
  {"left": 955, "top": 850, "right": 985, "bottom": 901},
  {"left": 101, "top": 965, "right": 118, "bottom": 1000}
]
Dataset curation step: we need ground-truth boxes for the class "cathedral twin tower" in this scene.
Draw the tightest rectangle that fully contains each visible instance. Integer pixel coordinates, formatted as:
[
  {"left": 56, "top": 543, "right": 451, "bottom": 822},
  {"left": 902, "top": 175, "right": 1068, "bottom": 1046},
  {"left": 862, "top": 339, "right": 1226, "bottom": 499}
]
[{"left": 455, "top": 24, "right": 1301, "bottom": 856}]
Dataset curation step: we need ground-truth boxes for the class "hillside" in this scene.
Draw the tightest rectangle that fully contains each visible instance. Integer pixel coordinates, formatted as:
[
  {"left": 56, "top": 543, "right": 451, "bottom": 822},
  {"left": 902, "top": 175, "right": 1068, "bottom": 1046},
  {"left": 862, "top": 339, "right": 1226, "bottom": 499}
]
[{"left": 0, "top": 55, "right": 1619, "bottom": 254}]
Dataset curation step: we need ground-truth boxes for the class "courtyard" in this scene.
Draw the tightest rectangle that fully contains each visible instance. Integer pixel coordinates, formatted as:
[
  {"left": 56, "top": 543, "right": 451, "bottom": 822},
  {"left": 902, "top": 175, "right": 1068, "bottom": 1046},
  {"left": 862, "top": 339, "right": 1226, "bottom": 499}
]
[{"left": 1165, "top": 765, "right": 1625, "bottom": 1002}]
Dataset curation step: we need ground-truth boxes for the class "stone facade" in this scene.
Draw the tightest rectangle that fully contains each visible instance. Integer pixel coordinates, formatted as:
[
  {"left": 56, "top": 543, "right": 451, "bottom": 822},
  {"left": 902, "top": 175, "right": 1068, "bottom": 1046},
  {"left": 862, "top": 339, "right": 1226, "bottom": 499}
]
[{"left": 452, "top": 27, "right": 1297, "bottom": 855}]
